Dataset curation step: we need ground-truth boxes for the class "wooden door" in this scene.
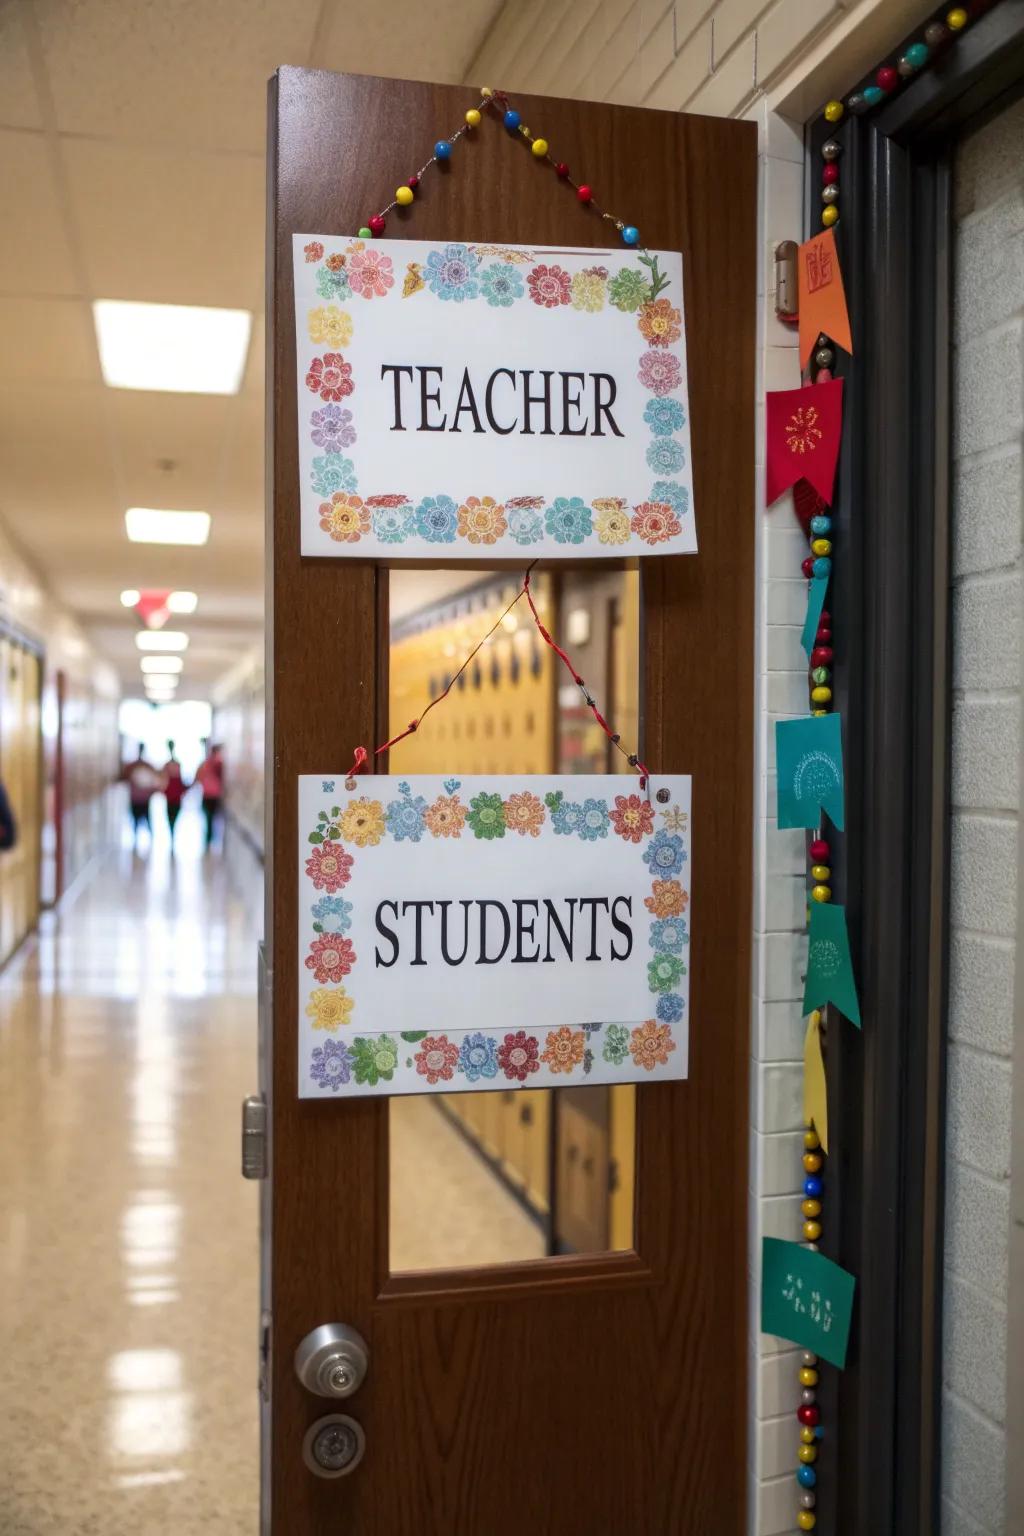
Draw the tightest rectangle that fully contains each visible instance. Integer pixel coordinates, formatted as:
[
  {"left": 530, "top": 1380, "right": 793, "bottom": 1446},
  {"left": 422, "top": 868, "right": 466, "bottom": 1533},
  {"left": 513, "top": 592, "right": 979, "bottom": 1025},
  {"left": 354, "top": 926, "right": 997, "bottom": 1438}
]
[{"left": 265, "top": 68, "right": 754, "bottom": 1534}]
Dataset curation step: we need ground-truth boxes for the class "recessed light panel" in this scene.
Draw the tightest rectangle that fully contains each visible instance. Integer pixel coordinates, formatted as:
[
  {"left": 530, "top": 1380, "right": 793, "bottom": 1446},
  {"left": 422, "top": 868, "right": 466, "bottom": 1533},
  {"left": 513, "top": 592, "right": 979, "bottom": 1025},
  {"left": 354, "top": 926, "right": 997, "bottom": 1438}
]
[
  {"left": 93, "top": 300, "right": 251, "bottom": 394},
  {"left": 125, "top": 509, "right": 210, "bottom": 546},
  {"left": 166, "top": 591, "right": 198, "bottom": 614},
  {"left": 140, "top": 656, "right": 183, "bottom": 675},
  {"left": 120, "top": 589, "right": 141, "bottom": 607},
  {"left": 135, "top": 632, "right": 189, "bottom": 653}
]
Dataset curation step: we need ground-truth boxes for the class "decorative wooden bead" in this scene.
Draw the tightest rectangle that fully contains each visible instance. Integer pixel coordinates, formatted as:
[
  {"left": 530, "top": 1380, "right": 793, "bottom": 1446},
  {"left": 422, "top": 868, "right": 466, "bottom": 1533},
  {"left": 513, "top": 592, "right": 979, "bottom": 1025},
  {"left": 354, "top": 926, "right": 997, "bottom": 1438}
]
[
  {"left": 925, "top": 22, "right": 948, "bottom": 45},
  {"left": 810, "top": 514, "right": 831, "bottom": 534},
  {"left": 798, "top": 1404, "right": 821, "bottom": 1427},
  {"left": 863, "top": 85, "right": 884, "bottom": 106},
  {"left": 798, "top": 1513, "right": 817, "bottom": 1531},
  {"left": 798, "top": 1444, "right": 818, "bottom": 1464},
  {"left": 905, "top": 41, "right": 930, "bottom": 69},
  {"left": 532, "top": 137, "right": 549, "bottom": 156},
  {"left": 480, "top": 86, "right": 494, "bottom": 97},
  {"left": 822, "top": 139, "right": 841, "bottom": 161},
  {"left": 555, "top": 161, "right": 570, "bottom": 177},
  {"left": 822, "top": 185, "right": 840, "bottom": 206},
  {"left": 822, "top": 162, "right": 839, "bottom": 185},
  {"left": 803, "top": 1219, "right": 823, "bottom": 1240},
  {"left": 811, "top": 538, "right": 832, "bottom": 557},
  {"left": 847, "top": 92, "right": 868, "bottom": 114},
  {"left": 947, "top": 7, "right": 968, "bottom": 30},
  {"left": 434, "top": 140, "right": 452, "bottom": 159},
  {"left": 822, "top": 204, "right": 840, "bottom": 229},
  {"left": 465, "top": 108, "right": 482, "bottom": 127},
  {"left": 877, "top": 65, "right": 899, "bottom": 92},
  {"left": 804, "top": 1151, "right": 823, "bottom": 1172},
  {"left": 800, "top": 1368, "right": 819, "bottom": 1387},
  {"left": 804, "top": 1176, "right": 823, "bottom": 1198},
  {"left": 797, "top": 1464, "right": 817, "bottom": 1487},
  {"left": 577, "top": 184, "right": 593, "bottom": 203},
  {"left": 824, "top": 99, "right": 844, "bottom": 123},
  {"left": 812, "top": 557, "right": 831, "bottom": 579},
  {"left": 811, "top": 648, "right": 834, "bottom": 667},
  {"left": 804, "top": 1129, "right": 821, "bottom": 1151},
  {"left": 815, "top": 346, "right": 835, "bottom": 369},
  {"left": 811, "top": 667, "right": 830, "bottom": 687},
  {"left": 800, "top": 1493, "right": 817, "bottom": 1511},
  {"left": 368, "top": 214, "right": 386, "bottom": 236},
  {"left": 810, "top": 840, "right": 829, "bottom": 863},
  {"left": 802, "top": 1199, "right": 822, "bottom": 1219},
  {"left": 396, "top": 185, "right": 414, "bottom": 206},
  {"left": 503, "top": 110, "right": 520, "bottom": 130},
  {"left": 816, "top": 628, "right": 832, "bottom": 644},
  {"left": 819, "top": 609, "right": 831, "bottom": 625},
  {"left": 801, "top": 556, "right": 815, "bottom": 577},
  {"left": 622, "top": 226, "right": 640, "bottom": 245},
  {"left": 811, "top": 864, "right": 831, "bottom": 882},
  {"left": 357, "top": 226, "right": 372, "bottom": 239},
  {"left": 811, "top": 883, "right": 832, "bottom": 902},
  {"left": 800, "top": 1426, "right": 816, "bottom": 1444},
  {"left": 408, "top": 174, "right": 420, "bottom": 188},
  {"left": 810, "top": 687, "right": 832, "bottom": 706}
]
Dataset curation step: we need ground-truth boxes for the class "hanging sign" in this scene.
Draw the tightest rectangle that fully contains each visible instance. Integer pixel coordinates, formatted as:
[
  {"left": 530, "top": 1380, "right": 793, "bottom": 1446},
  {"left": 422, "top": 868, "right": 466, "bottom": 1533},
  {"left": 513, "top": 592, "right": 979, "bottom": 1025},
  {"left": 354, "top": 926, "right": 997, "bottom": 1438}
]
[
  {"left": 297, "top": 773, "right": 691, "bottom": 1098},
  {"left": 292, "top": 236, "right": 697, "bottom": 559}
]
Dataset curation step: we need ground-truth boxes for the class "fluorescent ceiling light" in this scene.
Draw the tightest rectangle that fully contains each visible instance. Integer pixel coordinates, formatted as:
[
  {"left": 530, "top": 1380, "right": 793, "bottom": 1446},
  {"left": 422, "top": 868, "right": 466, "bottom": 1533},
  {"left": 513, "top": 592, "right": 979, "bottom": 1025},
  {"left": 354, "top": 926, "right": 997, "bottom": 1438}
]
[
  {"left": 135, "top": 631, "right": 189, "bottom": 653},
  {"left": 140, "top": 656, "right": 183, "bottom": 675},
  {"left": 125, "top": 509, "right": 210, "bottom": 546},
  {"left": 93, "top": 300, "right": 251, "bottom": 394},
  {"left": 146, "top": 689, "right": 177, "bottom": 702},
  {"left": 166, "top": 591, "right": 198, "bottom": 614},
  {"left": 120, "top": 589, "right": 140, "bottom": 607}
]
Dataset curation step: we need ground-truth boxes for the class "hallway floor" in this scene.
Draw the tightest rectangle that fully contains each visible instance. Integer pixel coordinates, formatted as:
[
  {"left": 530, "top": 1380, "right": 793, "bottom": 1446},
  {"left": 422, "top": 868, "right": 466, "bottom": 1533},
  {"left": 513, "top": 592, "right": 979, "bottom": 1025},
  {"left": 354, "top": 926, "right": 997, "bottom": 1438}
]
[{"left": 0, "top": 810, "right": 261, "bottom": 1535}]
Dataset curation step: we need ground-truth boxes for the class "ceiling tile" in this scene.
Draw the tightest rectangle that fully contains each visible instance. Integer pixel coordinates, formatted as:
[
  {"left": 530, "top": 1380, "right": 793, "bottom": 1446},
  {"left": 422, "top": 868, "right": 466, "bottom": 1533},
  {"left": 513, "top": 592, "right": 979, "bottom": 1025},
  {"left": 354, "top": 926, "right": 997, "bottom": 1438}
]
[
  {"left": 0, "top": 130, "right": 79, "bottom": 295},
  {"left": 33, "top": 0, "right": 323, "bottom": 153},
  {"left": 108, "top": 391, "right": 233, "bottom": 510},
  {"left": 0, "top": 297, "right": 99, "bottom": 384},
  {"left": 315, "top": 0, "right": 505, "bottom": 84},
  {"left": 0, "top": 1, "right": 44, "bottom": 129},
  {"left": 63, "top": 139, "right": 265, "bottom": 307}
]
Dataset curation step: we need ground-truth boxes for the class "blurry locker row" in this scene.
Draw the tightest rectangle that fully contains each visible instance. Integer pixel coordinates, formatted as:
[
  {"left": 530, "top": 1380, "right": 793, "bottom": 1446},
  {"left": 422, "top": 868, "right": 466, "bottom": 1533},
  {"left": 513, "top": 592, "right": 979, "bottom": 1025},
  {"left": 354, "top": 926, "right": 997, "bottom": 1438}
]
[
  {"left": 0, "top": 630, "right": 41, "bottom": 967},
  {"left": 387, "top": 567, "right": 641, "bottom": 1259}
]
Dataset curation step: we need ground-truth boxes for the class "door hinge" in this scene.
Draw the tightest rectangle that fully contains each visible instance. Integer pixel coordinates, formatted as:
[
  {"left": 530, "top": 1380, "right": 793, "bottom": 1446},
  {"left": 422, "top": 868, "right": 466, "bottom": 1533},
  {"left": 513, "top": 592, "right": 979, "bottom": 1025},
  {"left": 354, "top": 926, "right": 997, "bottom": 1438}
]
[{"left": 241, "top": 1094, "right": 268, "bottom": 1180}]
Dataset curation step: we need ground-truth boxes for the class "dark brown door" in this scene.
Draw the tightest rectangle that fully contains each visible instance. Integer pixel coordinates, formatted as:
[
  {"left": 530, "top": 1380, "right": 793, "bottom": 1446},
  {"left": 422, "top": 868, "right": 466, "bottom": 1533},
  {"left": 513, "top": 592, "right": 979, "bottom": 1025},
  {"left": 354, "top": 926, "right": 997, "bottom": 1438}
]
[{"left": 265, "top": 67, "right": 755, "bottom": 1534}]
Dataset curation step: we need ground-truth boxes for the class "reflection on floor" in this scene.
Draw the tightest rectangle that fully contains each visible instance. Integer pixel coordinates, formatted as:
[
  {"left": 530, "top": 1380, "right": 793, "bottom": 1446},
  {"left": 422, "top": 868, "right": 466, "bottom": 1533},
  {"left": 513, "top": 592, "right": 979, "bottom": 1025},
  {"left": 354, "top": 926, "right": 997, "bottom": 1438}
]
[
  {"left": 0, "top": 807, "right": 260, "bottom": 1535},
  {"left": 390, "top": 1098, "right": 546, "bottom": 1272}
]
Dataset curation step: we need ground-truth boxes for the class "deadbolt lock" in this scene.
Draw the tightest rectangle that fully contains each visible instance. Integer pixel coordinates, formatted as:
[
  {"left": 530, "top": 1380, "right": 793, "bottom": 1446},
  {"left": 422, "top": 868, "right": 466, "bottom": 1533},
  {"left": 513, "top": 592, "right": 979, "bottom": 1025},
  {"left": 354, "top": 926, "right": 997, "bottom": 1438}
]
[
  {"left": 294, "top": 1323, "right": 370, "bottom": 1399},
  {"left": 303, "top": 1413, "right": 366, "bottom": 1478}
]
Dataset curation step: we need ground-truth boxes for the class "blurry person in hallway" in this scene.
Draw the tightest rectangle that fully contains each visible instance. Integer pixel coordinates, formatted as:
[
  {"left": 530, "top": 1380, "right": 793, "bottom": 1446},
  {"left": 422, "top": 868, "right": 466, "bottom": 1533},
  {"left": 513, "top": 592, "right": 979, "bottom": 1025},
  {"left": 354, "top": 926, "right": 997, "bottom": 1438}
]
[
  {"left": 195, "top": 739, "right": 225, "bottom": 850},
  {"left": 0, "top": 774, "right": 16, "bottom": 850},
  {"left": 161, "top": 739, "right": 188, "bottom": 847},
  {"left": 121, "top": 745, "right": 160, "bottom": 848}
]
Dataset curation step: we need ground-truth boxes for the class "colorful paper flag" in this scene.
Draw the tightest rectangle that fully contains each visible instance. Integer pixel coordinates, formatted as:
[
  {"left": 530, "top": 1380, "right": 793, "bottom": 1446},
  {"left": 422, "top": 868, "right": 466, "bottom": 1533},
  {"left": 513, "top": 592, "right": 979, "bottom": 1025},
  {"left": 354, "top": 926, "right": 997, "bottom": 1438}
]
[
  {"left": 804, "top": 1010, "right": 828, "bottom": 1153},
  {"left": 775, "top": 714, "right": 844, "bottom": 831},
  {"left": 765, "top": 379, "right": 844, "bottom": 507},
  {"left": 800, "top": 575, "right": 830, "bottom": 660},
  {"left": 798, "top": 229, "right": 853, "bottom": 369},
  {"left": 803, "top": 901, "right": 860, "bottom": 1028},
  {"left": 761, "top": 1237, "right": 855, "bottom": 1368}
]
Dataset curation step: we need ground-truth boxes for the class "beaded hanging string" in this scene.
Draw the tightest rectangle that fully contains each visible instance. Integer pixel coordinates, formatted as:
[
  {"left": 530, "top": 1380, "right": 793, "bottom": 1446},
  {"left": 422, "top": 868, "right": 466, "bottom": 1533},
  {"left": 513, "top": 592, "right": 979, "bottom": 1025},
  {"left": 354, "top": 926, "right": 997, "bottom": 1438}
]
[
  {"left": 346, "top": 561, "right": 649, "bottom": 789},
  {"left": 356, "top": 87, "right": 649, "bottom": 256}
]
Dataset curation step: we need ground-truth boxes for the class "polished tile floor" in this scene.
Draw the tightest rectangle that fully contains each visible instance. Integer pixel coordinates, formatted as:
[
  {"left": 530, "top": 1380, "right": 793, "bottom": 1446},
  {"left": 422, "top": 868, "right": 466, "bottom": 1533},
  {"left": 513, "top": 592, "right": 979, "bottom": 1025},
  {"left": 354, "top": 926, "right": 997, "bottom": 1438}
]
[
  {"left": 0, "top": 810, "right": 261, "bottom": 1534},
  {"left": 0, "top": 805, "right": 543, "bottom": 1532}
]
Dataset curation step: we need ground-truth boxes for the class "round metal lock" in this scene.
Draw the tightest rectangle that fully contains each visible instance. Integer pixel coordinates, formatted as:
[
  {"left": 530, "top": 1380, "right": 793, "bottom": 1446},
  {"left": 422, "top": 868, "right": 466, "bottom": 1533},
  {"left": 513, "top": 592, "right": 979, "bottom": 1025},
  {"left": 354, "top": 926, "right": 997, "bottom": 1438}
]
[
  {"left": 303, "top": 1414, "right": 366, "bottom": 1479},
  {"left": 294, "top": 1323, "right": 370, "bottom": 1399}
]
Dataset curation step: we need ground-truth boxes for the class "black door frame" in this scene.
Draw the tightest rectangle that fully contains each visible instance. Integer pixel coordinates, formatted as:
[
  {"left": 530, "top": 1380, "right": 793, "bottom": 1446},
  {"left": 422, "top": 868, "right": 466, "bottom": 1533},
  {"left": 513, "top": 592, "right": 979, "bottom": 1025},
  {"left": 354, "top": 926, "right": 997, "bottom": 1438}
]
[{"left": 806, "top": 4, "right": 1024, "bottom": 1532}]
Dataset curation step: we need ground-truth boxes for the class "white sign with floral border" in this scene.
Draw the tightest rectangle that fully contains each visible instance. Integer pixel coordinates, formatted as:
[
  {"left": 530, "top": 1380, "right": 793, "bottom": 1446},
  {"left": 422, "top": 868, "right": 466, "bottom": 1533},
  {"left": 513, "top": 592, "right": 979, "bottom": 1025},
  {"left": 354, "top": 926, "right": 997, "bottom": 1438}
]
[
  {"left": 293, "top": 236, "right": 696, "bottom": 560},
  {"left": 297, "top": 773, "right": 691, "bottom": 1099}
]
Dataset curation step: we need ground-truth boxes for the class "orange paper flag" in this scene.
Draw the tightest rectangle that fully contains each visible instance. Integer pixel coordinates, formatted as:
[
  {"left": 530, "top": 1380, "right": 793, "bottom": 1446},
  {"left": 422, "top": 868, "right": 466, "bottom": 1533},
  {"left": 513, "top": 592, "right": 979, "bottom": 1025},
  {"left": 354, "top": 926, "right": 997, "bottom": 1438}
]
[
  {"left": 798, "top": 229, "right": 852, "bottom": 369},
  {"left": 803, "top": 1010, "right": 828, "bottom": 1154}
]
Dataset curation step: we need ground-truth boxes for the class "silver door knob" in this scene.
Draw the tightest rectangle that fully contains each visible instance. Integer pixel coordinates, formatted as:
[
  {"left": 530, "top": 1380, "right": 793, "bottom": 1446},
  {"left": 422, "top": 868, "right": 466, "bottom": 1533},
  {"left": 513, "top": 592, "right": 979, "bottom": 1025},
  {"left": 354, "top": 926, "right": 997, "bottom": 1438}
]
[
  {"left": 294, "top": 1323, "right": 369, "bottom": 1399},
  {"left": 303, "top": 1413, "right": 366, "bottom": 1478}
]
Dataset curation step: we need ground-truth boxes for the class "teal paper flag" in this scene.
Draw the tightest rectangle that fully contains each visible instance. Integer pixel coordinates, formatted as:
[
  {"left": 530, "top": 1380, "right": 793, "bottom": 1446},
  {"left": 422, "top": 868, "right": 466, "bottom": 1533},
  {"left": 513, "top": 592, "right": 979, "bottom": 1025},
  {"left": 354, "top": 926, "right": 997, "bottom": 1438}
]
[
  {"left": 800, "top": 575, "right": 830, "bottom": 659},
  {"left": 775, "top": 713, "right": 844, "bottom": 831},
  {"left": 803, "top": 900, "right": 860, "bottom": 1026},
  {"left": 761, "top": 1237, "right": 855, "bottom": 1368}
]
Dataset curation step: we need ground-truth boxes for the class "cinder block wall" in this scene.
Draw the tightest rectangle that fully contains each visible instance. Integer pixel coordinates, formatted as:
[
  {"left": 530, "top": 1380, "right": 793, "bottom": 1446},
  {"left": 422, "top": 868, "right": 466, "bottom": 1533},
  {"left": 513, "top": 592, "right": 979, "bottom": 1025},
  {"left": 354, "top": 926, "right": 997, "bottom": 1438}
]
[{"left": 942, "top": 95, "right": 1024, "bottom": 1536}]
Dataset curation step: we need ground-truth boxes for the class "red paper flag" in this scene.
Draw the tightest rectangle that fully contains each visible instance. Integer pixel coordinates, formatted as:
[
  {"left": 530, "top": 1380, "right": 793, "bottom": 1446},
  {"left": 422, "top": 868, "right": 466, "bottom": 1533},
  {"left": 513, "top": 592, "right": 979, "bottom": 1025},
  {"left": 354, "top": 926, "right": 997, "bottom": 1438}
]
[
  {"left": 798, "top": 229, "right": 853, "bottom": 369},
  {"left": 765, "top": 379, "right": 843, "bottom": 507},
  {"left": 135, "top": 589, "right": 173, "bottom": 628}
]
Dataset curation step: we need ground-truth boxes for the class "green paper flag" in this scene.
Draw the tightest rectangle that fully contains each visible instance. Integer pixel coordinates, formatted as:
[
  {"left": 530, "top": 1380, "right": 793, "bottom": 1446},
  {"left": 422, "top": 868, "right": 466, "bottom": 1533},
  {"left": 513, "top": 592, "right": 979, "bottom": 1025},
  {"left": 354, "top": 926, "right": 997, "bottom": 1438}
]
[
  {"left": 800, "top": 574, "right": 829, "bottom": 659},
  {"left": 761, "top": 1237, "right": 856, "bottom": 1368},
  {"left": 803, "top": 900, "right": 860, "bottom": 1026},
  {"left": 775, "top": 713, "right": 844, "bottom": 831}
]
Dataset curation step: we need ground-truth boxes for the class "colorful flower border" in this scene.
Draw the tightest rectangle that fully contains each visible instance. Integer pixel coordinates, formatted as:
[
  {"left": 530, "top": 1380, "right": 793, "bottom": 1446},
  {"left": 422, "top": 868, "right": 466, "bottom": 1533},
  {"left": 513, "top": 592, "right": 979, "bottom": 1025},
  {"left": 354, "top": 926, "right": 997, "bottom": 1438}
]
[
  {"left": 298, "top": 775, "right": 690, "bottom": 1097},
  {"left": 294, "top": 236, "right": 694, "bottom": 555}
]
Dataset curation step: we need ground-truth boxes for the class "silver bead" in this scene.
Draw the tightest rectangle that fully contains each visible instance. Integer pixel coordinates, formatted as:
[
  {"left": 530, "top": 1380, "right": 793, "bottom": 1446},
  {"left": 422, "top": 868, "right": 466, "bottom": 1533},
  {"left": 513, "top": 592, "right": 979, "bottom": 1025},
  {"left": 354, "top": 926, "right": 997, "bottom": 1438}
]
[
  {"left": 822, "top": 184, "right": 840, "bottom": 206},
  {"left": 924, "top": 22, "right": 947, "bottom": 45},
  {"left": 897, "top": 54, "right": 916, "bottom": 77},
  {"left": 806, "top": 1241, "right": 819, "bottom": 1251},
  {"left": 847, "top": 91, "right": 868, "bottom": 114},
  {"left": 815, "top": 346, "right": 835, "bottom": 369},
  {"left": 821, "top": 139, "right": 841, "bottom": 162},
  {"left": 801, "top": 1351, "right": 818, "bottom": 1367},
  {"left": 801, "top": 1388, "right": 817, "bottom": 1405},
  {"left": 801, "top": 1492, "right": 817, "bottom": 1510}
]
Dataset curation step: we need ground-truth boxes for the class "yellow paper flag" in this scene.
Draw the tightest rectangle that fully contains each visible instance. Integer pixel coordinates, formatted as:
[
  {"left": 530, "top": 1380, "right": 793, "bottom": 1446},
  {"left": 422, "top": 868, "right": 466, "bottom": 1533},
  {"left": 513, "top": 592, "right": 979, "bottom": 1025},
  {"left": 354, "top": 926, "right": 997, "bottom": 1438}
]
[{"left": 803, "top": 1010, "right": 828, "bottom": 1154}]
